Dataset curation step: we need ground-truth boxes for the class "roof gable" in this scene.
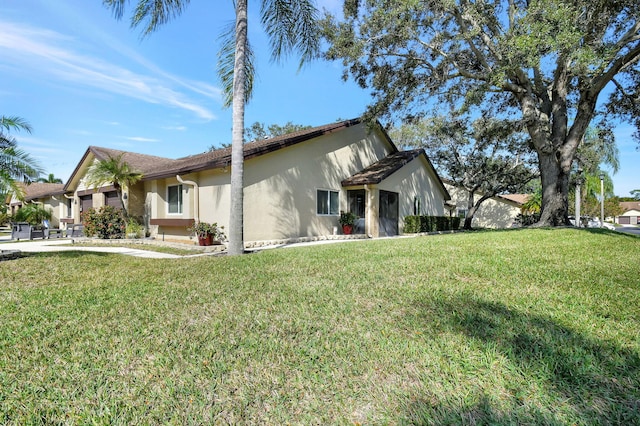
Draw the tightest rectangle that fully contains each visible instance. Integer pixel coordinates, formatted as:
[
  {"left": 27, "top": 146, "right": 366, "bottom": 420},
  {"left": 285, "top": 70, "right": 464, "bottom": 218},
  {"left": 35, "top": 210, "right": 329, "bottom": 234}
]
[
  {"left": 341, "top": 149, "right": 424, "bottom": 186},
  {"left": 64, "top": 146, "right": 177, "bottom": 192},
  {"left": 342, "top": 149, "right": 451, "bottom": 200}
]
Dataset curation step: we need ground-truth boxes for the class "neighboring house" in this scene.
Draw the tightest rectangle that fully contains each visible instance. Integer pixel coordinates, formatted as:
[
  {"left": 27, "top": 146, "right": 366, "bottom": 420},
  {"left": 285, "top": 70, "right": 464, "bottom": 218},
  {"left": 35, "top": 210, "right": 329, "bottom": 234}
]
[
  {"left": 616, "top": 201, "right": 640, "bottom": 225},
  {"left": 61, "top": 119, "right": 451, "bottom": 243},
  {"left": 443, "top": 181, "right": 529, "bottom": 228},
  {"left": 7, "top": 182, "right": 69, "bottom": 228}
]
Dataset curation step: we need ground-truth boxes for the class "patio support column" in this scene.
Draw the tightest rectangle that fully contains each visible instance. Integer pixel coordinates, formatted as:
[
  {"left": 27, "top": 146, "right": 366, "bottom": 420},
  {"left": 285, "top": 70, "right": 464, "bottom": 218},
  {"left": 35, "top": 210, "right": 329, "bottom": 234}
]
[{"left": 365, "top": 185, "right": 380, "bottom": 238}]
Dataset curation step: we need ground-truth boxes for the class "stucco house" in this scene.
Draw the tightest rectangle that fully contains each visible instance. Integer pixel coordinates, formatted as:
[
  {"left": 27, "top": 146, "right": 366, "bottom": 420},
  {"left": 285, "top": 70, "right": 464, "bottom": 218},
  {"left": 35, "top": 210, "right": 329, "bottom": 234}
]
[
  {"left": 616, "top": 201, "right": 640, "bottom": 225},
  {"left": 7, "top": 182, "right": 72, "bottom": 229},
  {"left": 61, "top": 119, "right": 451, "bottom": 244},
  {"left": 443, "top": 181, "right": 529, "bottom": 228}
]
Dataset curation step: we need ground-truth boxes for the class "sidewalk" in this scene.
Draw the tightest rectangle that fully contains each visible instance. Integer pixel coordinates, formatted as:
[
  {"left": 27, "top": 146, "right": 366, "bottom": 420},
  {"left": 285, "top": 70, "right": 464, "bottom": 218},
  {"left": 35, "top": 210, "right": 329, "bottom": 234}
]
[{"left": 0, "top": 237, "right": 183, "bottom": 259}]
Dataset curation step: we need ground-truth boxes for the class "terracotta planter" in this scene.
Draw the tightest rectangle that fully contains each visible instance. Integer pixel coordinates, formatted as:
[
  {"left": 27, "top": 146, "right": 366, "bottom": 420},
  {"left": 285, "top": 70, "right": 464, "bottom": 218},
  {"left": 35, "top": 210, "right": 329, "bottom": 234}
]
[
  {"left": 342, "top": 224, "right": 353, "bottom": 235},
  {"left": 198, "top": 234, "right": 213, "bottom": 246}
]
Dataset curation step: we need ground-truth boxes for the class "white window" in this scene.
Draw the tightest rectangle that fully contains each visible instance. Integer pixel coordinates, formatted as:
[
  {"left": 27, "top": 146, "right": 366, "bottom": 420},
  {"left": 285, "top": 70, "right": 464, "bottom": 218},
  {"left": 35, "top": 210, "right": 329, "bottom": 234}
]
[
  {"left": 168, "top": 184, "right": 183, "bottom": 214},
  {"left": 317, "top": 189, "right": 339, "bottom": 215},
  {"left": 458, "top": 208, "right": 467, "bottom": 219}
]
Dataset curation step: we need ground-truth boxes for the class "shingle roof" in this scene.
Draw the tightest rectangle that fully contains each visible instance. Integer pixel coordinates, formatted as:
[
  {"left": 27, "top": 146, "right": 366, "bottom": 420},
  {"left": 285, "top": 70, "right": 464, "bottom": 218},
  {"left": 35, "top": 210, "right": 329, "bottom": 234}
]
[
  {"left": 143, "top": 118, "right": 363, "bottom": 179},
  {"left": 89, "top": 146, "right": 179, "bottom": 175},
  {"left": 620, "top": 201, "right": 640, "bottom": 213},
  {"left": 341, "top": 149, "right": 425, "bottom": 186},
  {"left": 21, "top": 182, "right": 65, "bottom": 201}
]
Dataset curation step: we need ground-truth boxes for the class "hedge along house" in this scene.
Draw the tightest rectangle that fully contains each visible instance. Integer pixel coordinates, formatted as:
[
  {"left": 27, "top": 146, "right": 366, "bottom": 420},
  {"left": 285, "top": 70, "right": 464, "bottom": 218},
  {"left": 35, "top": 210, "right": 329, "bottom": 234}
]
[
  {"left": 63, "top": 119, "right": 451, "bottom": 244},
  {"left": 7, "top": 182, "right": 69, "bottom": 228}
]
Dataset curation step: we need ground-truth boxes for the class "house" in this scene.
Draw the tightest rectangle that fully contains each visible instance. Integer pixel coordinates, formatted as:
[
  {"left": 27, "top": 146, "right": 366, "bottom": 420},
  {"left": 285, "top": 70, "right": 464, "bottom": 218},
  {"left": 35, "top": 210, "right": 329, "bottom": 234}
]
[
  {"left": 443, "top": 181, "right": 529, "bottom": 228},
  {"left": 53, "top": 119, "right": 452, "bottom": 244},
  {"left": 616, "top": 201, "right": 640, "bottom": 225},
  {"left": 7, "top": 182, "right": 71, "bottom": 228}
]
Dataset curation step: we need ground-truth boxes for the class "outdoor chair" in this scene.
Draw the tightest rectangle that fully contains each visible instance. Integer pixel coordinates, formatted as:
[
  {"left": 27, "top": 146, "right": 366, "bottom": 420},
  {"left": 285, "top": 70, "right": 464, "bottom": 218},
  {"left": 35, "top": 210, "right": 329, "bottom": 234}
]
[
  {"left": 66, "top": 224, "right": 84, "bottom": 238},
  {"left": 43, "top": 220, "right": 63, "bottom": 239},
  {"left": 11, "top": 222, "right": 45, "bottom": 240}
]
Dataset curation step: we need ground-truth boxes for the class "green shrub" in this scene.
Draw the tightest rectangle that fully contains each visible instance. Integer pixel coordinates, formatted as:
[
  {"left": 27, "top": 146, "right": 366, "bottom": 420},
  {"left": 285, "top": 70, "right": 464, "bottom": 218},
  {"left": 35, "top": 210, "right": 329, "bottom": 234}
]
[
  {"left": 125, "top": 217, "right": 144, "bottom": 238},
  {"left": 403, "top": 215, "right": 460, "bottom": 233},
  {"left": 82, "top": 206, "right": 126, "bottom": 239},
  {"left": 13, "top": 204, "right": 52, "bottom": 225},
  {"left": 516, "top": 213, "right": 540, "bottom": 226},
  {"left": 0, "top": 212, "right": 10, "bottom": 226}
]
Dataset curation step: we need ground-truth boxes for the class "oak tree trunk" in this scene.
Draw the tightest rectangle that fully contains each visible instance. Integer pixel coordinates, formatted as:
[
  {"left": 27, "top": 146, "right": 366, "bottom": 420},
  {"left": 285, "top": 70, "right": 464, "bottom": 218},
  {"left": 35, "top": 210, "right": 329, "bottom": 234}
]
[{"left": 536, "top": 150, "right": 571, "bottom": 226}]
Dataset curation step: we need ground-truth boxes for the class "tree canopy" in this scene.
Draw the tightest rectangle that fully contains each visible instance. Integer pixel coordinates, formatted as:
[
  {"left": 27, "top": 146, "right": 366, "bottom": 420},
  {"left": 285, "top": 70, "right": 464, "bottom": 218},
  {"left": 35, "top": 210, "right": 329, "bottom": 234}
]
[
  {"left": 323, "top": 0, "right": 640, "bottom": 226},
  {"left": 391, "top": 113, "right": 537, "bottom": 229}
]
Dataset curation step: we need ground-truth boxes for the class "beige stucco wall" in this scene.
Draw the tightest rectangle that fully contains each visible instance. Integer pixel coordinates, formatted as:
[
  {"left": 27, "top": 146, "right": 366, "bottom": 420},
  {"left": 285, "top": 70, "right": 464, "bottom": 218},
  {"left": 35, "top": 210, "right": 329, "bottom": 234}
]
[
  {"left": 378, "top": 156, "right": 448, "bottom": 233},
  {"left": 143, "top": 124, "right": 449, "bottom": 242},
  {"left": 240, "top": 124, "right": 393, "bottom": 241},
  {"left": 445, "top": 183, "right": 521, "bottom": 228}
]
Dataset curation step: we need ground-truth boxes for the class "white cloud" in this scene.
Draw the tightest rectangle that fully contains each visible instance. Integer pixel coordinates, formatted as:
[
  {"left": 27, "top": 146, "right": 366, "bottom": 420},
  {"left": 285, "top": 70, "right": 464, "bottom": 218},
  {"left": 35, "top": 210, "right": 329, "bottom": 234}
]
[
  {"left": 123, "top": 136, "right": 160, "bottom": 142},
  {"left": 0, "top": 20, "right": 218, "bottom": 121},
  {"left": 163, "top": 126, "right": 187, "bottom": 131}
]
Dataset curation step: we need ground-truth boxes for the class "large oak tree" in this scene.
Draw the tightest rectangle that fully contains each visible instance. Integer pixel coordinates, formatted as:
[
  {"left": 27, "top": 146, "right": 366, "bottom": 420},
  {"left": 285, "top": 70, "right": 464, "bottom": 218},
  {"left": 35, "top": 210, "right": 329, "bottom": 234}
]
[
  {"left": 391, "top": 114, "right": 537, "bottom": 229},
  {"left": 323, "top": 0, "right": 640, "bottom": 226}
]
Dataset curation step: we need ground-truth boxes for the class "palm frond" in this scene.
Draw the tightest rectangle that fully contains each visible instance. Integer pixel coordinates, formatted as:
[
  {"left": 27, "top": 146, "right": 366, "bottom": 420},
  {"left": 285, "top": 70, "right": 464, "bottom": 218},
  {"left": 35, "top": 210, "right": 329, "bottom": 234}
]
[
  {"left": 217, "top": 21, "right": 255, "bottom": 108},
  {"left": 103, "top": 0, "right": 189, "bottom": 36},
  {"left": 0, "top": 147, "right": 43, "bottom": 183},
  {"left": 261, "top": 0, "right": 320, "bottom": 68},
  {"left": 0, "top": 116, "right": 33, "bottom": 134}
]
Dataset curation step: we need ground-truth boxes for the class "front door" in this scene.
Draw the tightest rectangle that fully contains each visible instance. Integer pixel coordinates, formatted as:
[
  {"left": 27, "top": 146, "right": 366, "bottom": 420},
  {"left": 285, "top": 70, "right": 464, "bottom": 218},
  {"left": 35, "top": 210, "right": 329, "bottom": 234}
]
[
  {"left": 347, "top": 189, "right": 366, "bottom": 234},
  {"left": 80, "top": 195, "right": 93, "bottom": 215},
  {"left": 379, "top": 190, "right": 399, "bottom": 236}
]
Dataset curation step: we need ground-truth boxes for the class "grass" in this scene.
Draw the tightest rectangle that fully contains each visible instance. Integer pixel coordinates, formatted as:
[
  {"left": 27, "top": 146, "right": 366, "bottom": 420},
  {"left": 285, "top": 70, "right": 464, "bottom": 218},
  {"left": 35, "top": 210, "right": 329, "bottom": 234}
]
[{"left": 1, "top": 228, "right": 639, "bottom": 424}]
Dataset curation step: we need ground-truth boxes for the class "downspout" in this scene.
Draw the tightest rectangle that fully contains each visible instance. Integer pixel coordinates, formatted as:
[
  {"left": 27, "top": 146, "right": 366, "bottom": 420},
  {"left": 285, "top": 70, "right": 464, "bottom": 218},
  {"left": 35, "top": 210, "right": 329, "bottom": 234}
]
[{"left": 176, "top": 175, "right": 199, "bottom": 223}]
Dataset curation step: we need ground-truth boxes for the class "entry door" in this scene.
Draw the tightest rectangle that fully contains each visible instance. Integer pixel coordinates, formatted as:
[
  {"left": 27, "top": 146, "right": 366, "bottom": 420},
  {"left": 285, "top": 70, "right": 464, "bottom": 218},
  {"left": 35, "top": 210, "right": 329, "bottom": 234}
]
[
  {"left": 379, "top": 190, "right": 399, "bottom": 236},
  {"left": 80, "top": 195, "right": 93, "bottom": 214},
  {"left": 347, "top": 189, "right": 366, "bottom": 234}
]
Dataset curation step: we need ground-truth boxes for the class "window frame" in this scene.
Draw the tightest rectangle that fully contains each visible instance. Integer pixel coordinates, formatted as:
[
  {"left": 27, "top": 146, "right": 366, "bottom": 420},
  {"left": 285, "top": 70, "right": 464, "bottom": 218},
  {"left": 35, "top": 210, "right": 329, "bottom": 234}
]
[
  {"left": 316, "top": 189, "right": 340, "bottom": 216},
  {"left": 167, "top": 184, "right": 183, "bottom": 215}
]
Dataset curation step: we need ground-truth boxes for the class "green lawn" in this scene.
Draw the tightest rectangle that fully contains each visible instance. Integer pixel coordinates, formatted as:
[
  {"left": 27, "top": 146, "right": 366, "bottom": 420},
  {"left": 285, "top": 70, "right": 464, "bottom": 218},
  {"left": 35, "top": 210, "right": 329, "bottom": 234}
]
[{"left": 1, "top": 229, "right": 639, "bottom": 424}]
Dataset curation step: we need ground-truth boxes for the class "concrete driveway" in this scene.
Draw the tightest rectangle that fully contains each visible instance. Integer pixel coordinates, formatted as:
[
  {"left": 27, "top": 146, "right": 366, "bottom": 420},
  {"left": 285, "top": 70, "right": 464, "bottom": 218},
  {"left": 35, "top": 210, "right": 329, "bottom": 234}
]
[{"left": 0, "top": 238, "right": 182, "bottom": 259}]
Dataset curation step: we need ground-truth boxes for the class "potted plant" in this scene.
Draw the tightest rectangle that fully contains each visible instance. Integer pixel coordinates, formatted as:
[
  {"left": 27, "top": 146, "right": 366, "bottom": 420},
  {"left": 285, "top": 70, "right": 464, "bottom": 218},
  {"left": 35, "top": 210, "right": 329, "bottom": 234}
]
[
  {"left": 338, "top": 211, "right": 357, "bottom": 235},
  {"left": 208, "top": 222, "right": 226, "bottom": 245},
  {"left": 188, "top": 221, "right": 227, "bottom": 246},
  {"left": 188, "top": 221, "right": 213, "bottom": 246}
]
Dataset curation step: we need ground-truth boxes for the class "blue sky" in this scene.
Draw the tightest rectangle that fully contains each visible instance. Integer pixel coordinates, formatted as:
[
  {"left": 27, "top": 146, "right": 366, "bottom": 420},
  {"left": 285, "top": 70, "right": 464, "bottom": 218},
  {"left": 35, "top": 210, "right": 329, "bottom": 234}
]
[{"left": 1, "top": 0, "right": 638, "bottom": 197}]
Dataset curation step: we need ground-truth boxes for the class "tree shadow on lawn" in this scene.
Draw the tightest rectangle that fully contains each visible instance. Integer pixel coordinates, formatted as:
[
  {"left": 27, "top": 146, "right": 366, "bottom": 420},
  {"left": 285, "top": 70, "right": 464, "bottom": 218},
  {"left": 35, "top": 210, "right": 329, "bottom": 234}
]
[{"left": 402, "top": 295, "right": 640, "bottom": 425}]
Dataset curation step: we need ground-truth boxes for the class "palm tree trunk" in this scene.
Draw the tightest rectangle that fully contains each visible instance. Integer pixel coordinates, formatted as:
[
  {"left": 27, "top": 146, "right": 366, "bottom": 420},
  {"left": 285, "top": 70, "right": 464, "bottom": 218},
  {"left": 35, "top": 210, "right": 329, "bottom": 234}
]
[{"left": 228, "top": 0, "right": 248, "bottom": 256}]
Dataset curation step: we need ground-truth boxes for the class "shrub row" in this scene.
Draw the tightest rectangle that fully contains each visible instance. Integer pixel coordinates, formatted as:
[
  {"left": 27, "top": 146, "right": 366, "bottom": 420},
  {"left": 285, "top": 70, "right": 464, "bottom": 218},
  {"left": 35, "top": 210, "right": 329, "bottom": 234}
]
[{"left": 403, "top": 215, "right": 461, "bottom": 233}]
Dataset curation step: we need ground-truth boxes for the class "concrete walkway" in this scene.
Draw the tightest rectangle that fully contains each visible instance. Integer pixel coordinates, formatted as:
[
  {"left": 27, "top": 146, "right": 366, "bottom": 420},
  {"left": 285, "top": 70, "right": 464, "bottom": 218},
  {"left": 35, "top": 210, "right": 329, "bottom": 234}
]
[{"left": 0, "top": 238, "right": 183, "bottom": 259}]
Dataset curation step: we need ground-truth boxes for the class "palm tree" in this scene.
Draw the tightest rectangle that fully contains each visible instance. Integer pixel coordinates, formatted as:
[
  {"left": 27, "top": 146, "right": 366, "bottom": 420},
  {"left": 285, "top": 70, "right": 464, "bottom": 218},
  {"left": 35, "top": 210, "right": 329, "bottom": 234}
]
[
  {"left": 37, "top": 173, "right": 64, "bottom": 184},
  {"left": 84, "top": 154, "right": 143, "bottom": 219},
  {"left": 103, "top": 0, "right": 320, "bottom": 255},
  {"left": 0, "top": 115, "right": 43, "bottom": 200}
]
